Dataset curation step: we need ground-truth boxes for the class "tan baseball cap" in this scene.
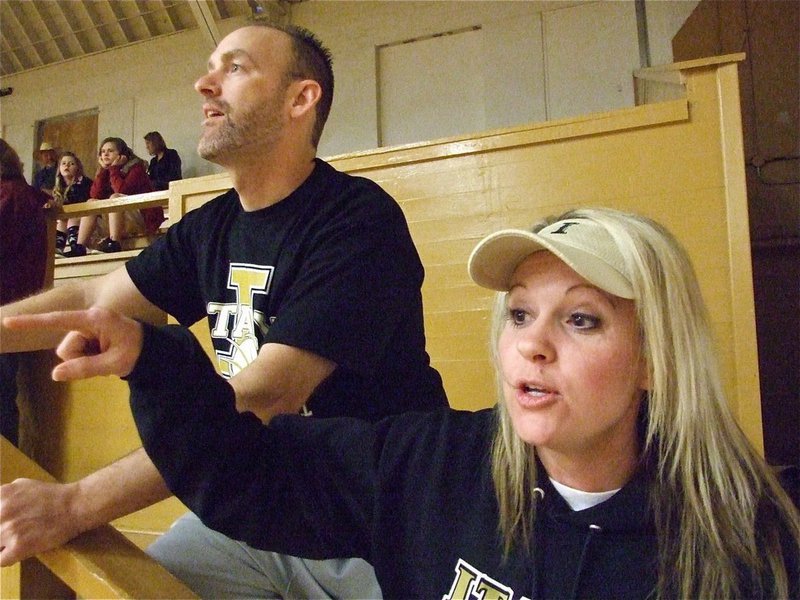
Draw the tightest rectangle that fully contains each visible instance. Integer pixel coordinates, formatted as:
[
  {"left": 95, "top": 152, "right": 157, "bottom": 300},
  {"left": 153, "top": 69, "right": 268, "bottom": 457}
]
[
  {"left": 39, "top": 142, "right": 54, "bottom": 151},
  {"left": 468, "top": 218, "right": 634, "bottom": 299}
]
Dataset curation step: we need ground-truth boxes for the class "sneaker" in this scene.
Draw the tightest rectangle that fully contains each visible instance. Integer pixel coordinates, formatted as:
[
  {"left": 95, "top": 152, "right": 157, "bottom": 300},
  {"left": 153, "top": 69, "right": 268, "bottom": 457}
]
[
  {"left": 97, "top": 237, "right": 122, "bottom": 253},
  {"left": 56, "top": 231, "right": 66, "bottom": 251},
  {"left": 66, "top": 226, "right": 79, "bottom": 247},
  {"left": 62, "top": 243, "right": 87, "bottom": 258}
]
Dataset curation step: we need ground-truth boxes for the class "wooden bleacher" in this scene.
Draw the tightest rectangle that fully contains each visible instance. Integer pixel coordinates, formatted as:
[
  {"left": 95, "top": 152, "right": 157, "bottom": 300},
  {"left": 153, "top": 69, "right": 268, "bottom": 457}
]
[
  {"left": 1, "top": 54, "right": 758, "bottom": 598},
  {"left": 0, "top": 438, "right": 196, "bottom": 599}
]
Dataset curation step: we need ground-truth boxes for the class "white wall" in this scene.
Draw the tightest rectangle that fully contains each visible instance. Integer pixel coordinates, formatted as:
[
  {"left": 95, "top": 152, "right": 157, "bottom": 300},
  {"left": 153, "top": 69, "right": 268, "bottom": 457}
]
[
  {"left": 645, "top": 0, "right": 701, "bottom": 66},
  {"left": 0, "top": 19, "right": 248, "bottom": 181},
  {"left": 0, "top": 0, "right": 698, "bottom": 181}
]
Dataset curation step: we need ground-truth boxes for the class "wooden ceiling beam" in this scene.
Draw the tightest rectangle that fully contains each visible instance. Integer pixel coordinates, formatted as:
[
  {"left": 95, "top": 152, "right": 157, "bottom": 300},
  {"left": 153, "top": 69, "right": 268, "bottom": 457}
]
[
  {"left": 188, "top": 0, "right": 221, "bottom": 49},
  {"left": 60, "top": 0, "right": 107, "bottom": 54},
  {"left": 31, "top": 0, "right": 67, "bottom": 61},
  {"left": 137, "top": 0, "right": 173, "bottom": 37},
  {"left": 0, "top": 35, "right": 26, "bottom": 75},
  {"left": 4, "top": 2, "right": 46, "bottom": 67},
  {"left": 49, "top": 0, "right": 90, "bottom": 56},
  {"left": 106, "top": 0, "right": 136, "bottom": 44}
]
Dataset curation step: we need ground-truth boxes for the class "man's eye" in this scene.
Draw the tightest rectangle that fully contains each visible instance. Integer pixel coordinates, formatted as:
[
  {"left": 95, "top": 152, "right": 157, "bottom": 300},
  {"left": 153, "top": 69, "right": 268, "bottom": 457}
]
[{"left": 569, "top": 313, "right": 600, "bottom": 329}]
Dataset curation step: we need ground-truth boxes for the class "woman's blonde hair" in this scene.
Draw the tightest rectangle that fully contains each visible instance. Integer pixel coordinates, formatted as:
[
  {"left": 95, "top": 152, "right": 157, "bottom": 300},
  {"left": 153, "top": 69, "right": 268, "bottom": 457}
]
[
  {"left": 52, "top": 151, "right": 85, "bottom": 209},
  {"left": 490, "top": 207, "right": 800, "bottom": 598}
]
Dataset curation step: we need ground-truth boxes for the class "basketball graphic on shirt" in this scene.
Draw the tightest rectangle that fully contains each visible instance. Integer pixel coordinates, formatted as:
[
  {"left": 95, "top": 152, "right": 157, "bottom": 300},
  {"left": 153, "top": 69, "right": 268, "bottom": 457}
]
[
  {"left": 219, "top": 335, "right": 260, "bottom": 377},
  {"left": 208, "top": 263, "right": 274, "bottom": 378}
]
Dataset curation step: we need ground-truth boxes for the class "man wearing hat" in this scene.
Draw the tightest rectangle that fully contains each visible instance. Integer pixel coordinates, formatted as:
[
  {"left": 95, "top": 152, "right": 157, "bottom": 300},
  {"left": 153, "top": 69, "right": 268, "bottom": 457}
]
[{"left": 33, "top": 142, "right": 57, "bottom": 196}]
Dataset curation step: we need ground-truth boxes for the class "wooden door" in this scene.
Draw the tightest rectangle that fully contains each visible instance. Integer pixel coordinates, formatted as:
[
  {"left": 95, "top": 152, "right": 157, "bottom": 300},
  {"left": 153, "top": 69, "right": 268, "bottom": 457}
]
[{"left": 35, "top": 110, "right": 98, "bottom": 182}]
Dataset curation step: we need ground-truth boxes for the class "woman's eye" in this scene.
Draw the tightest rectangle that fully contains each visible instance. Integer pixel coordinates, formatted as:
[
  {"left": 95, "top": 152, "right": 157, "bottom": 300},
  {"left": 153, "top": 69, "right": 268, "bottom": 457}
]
[
  {"left": 230, "top": 63, "right": 241, "bottom": 73},
  {"left": 508, "top": 309, "right": 527, "bottom": 326},
  {"left": 568, "top": 313, "right": 600, "bottom": 330}
]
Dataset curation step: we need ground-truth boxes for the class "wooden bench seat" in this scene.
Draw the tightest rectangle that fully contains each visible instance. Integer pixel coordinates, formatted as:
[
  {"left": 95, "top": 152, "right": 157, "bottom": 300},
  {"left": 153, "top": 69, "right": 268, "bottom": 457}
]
[{"left": 0, "top": 437, "right": 197, "bottom": 599}]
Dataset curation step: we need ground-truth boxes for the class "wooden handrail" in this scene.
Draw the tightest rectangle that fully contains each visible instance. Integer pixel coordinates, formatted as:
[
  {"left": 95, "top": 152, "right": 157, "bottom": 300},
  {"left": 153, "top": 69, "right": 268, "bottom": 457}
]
[
  {"left": 0, "top": 437, "right": 197, "bottom": 599},
  {"left": 53, "top": 190, "right": 170, "bottom": 221},
  {"left": 45, "top": 189, "right": 171, "bottom": 287}
]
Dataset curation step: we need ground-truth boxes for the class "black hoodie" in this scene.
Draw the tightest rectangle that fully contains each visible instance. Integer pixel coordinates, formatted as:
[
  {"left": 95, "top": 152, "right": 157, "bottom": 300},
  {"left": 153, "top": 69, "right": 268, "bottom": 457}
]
[{"left": 127, "top": 324, "right": 795, "bottom": 599}]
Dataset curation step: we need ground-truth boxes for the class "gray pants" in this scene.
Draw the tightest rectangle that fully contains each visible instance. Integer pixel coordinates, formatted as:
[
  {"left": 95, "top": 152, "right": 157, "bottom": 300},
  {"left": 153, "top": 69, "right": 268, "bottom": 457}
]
[{"left": 147, "top": 513, "right": 382, "bottom": 599}]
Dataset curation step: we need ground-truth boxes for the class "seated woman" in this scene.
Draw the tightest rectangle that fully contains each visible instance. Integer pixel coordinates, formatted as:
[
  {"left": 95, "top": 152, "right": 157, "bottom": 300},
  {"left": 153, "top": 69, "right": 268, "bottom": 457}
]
[
  {"left": 144, "top": 131, "right": 182, "bottom": 191},
  {"left": 49, "top": 152, "right": 92, "bottom": 253},
  {"left": 10, "top": 207, "right": 800, "bottom": 598},
  {"left": 62, "top": 137, "right": 155, "bottom": 257}
]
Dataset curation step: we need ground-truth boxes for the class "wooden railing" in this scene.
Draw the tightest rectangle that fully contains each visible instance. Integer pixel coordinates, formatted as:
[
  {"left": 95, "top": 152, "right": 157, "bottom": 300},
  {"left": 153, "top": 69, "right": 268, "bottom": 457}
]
[
  {"left": 46, "top": 189, "right": 170, "bottom": 287},
  {"left": 0, "top": 437, "right": 197, "bottom": 599}
]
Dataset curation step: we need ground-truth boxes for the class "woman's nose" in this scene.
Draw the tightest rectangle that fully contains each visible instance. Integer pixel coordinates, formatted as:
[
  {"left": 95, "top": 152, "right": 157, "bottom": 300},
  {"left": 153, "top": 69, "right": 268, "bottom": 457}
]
[{"left": 516, "top": 321, "right": 555, "bottom": 363}]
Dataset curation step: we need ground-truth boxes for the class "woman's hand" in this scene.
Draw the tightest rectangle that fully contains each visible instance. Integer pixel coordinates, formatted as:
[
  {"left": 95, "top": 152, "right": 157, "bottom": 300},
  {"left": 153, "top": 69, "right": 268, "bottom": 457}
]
[
  {"left": 2, "top": 307, "right": 143, "bottom": 381},
  {"left": 111, "top": 154, "right": 128, "bottom": 168}
]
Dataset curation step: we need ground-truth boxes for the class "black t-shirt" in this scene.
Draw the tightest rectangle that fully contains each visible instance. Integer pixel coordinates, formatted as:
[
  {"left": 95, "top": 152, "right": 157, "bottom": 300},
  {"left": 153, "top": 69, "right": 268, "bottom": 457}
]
[{"left": 127, "top": 159, "right": 447, "bottom": 420}]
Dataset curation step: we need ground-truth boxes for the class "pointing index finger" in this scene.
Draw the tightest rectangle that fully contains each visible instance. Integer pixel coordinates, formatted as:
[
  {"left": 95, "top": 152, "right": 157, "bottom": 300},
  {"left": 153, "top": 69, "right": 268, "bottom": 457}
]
[{"left": 3, "top": 311, "right": 95, "bottom": 333}]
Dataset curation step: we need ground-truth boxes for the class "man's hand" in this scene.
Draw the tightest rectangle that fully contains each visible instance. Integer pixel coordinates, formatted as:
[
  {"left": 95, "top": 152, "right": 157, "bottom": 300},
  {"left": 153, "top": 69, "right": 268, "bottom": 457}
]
[
  {"left": 0, "top": 479, "right": 84, "bottom": 566},
  {"left": 2, "top": 307, "right": 144, "bottom": 381}
]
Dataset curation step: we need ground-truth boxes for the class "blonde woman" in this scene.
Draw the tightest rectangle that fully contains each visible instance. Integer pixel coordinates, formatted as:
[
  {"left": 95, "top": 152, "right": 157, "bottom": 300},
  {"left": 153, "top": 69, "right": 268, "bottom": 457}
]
[{"left": 9, "top": 207, "right": 799, "bottom": 598}]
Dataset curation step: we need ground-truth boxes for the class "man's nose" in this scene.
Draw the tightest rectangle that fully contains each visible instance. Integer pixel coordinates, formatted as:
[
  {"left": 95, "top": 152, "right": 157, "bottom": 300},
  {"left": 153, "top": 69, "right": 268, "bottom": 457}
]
[{"left": 195, "top": 71, "right": 220, "bottom": 96}]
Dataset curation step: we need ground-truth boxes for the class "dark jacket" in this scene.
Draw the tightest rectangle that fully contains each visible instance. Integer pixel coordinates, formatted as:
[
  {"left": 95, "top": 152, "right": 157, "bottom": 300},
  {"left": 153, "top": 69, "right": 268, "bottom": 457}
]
[
  {"left": 129, "top": 325, "right": 800, "bottom": 600},
  {"left": 33, "top": 164, "right": 56, "bottom": 192},
  {"left": 127, "top": 325, "right": 664, "bottom": 598},
  {"left": 0, "top": 177, "right": 48, "bottom": 304},
  {"left": 127, "top": 324, "right": 799, "bottom": 600},
  {"left": 147, "top": 148, "right": 182, "bottom": 191}
]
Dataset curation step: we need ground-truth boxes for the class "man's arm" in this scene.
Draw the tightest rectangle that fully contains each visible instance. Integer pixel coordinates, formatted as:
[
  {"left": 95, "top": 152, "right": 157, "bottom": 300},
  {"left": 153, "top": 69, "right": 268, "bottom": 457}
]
[
  {"left": 230, "top": 342, "right": 335, "bottom": 422},
  {"left": 0, "top": 267, "right": 164, "bottom": 353},
  {"left": 0, "top": 448, "right": 170, "bottom": 566},
  {"left": 4, "top": 309, "right": 376, "bottom": 559},
  {"left": 0, "top": 304, "right": 336, "bottom": 565},
  {"left": 0, "top": 272, "right": 167, "bottom": 566}
]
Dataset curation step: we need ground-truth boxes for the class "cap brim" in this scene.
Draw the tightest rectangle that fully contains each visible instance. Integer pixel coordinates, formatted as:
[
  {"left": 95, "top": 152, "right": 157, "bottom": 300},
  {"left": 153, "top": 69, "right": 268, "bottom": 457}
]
[
  {"left": 468, "top": 229, "right": 634, "bottom": 298},
  {"left": 468, "top": 230, "right": 545, "bottom": 291}
]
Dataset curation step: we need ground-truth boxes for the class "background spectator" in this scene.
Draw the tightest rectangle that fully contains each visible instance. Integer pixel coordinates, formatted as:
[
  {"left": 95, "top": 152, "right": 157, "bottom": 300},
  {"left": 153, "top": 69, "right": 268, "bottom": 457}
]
[
  {"left": 32, "top": 142, "right": 57, "bottom": 197},
  {"left": 62, "top": 137, "right": 155, "bottom": 257},
  {"left": 0, "top": 139, "right": 48, "bottom": 447},
  {"left": 144, "top": 131, "right": 182, "bottom": 191},
  {"left": 50, "top": 152, "right": 92, "bottom": 253}
]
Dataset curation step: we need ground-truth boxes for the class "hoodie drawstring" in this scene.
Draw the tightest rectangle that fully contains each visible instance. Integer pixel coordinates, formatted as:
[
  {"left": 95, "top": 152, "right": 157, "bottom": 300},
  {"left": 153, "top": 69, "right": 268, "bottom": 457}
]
[
  {"left": 568, "top": 523, "right": 602, "bottom": 599},
  {"left": 529, "top": 487, "right": 545, "bottom": 600}
]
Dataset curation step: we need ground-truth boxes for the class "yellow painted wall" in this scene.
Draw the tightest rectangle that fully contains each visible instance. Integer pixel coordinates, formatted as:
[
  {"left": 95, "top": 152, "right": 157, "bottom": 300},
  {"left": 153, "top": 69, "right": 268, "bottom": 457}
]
[{"left": 327, "top": 55, "right": 760, "bottom": 450}]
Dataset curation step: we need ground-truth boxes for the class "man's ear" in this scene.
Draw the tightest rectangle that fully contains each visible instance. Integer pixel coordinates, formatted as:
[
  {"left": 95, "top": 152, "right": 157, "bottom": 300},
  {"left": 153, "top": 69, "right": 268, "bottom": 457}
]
[{"left": 288, "top": 79, "right": 322, "bottom": 119}]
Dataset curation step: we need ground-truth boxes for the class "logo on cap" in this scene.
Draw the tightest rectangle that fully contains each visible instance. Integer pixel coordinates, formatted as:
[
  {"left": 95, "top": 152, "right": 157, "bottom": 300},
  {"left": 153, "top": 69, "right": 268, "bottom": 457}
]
[{"left": 549, "top": 221, "right": 580, "bottom": 235}]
